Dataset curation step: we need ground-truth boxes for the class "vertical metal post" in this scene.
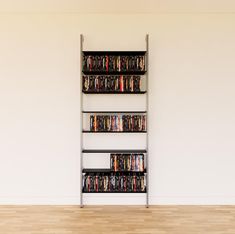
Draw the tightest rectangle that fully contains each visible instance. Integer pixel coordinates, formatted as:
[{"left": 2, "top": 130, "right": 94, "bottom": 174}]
[
  {"left": 146, "top": 34, "right": 149, "bottom": 208},
  {"left": 80, "top": 34, "right": 84, "bottom": 208}
]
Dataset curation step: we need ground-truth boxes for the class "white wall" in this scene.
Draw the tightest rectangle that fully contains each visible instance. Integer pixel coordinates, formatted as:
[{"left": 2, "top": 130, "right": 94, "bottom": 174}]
[
  {"left": 0, "top": 13, "right": 235, "bottom": 204},
  {"left": 1, "top": 0, "right": 235, "bottom": 13}
]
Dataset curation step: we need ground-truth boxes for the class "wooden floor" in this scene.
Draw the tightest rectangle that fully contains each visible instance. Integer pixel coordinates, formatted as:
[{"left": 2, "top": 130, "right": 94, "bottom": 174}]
[{"left": 0, "top": 206, "right": 235, "bottom": 234}]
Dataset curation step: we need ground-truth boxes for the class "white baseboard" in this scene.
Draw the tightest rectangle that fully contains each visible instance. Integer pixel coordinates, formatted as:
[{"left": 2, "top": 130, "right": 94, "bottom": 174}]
[{"left": 1, "top": 195, "right": 235, "bottom": 205}]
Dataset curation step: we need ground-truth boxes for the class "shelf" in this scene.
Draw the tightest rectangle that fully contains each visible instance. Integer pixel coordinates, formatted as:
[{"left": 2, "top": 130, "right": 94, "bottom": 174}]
[
  {"left": 80, "top": 35, "right": 149, "bottom": 206},
  {"left": 83, "top": 168, "right": 110, "bottom": 173},
  {"left": 82, "top": 91, "right": 146, "bottom": 94},
  {"left": 82, "top": 168, "right": 146, "bottom": 174},
  {"left": 82, "top": 131, "right": 147, "bottom": 133},
  {"left": 82, "top": 111, "right": 147, "bottom": 114},
  {"left": 82, "top": 71, "right": 146, "bottom": 75},
  {"left": 82, "top": 51, "right": 146, "bottom": 56},
  {"left": 82, "top": 149, "right": 147, "bottom": 153},
  {"left": 83, "top": 190, "right": 146, "bottom": 193}
]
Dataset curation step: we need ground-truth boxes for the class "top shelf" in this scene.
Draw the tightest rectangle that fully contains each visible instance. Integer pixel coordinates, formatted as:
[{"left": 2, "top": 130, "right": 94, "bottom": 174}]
[{"left": 82, "top": 51, "right": 146, "bottom": 56}]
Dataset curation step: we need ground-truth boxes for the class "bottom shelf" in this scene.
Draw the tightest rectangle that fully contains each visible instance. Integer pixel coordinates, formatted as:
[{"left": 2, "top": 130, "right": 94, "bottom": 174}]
[{"left": 83, "top": 190, "right": 146, "bottom": 193}]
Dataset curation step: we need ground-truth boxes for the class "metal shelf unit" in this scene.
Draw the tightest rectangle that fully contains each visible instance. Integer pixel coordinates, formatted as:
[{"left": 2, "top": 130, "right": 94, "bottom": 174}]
[{"left": 80, "top": 34, "right": 149, "bottom": 207}]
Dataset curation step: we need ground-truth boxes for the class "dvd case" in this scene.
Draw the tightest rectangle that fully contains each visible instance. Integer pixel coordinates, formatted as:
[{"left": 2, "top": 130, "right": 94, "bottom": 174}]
[
  {"left": 83, "top": 75, "right": 141, "bottom": 92},
  {"left": 110, "top": 154, "right": 145, "bottom": 172},
  {"left": 83, "top": 55, "right": 145, "bottom": 72},
  {"left": 83, "top": 172, "right": 146, "bottom": 192},
  {"left": 89, "top": 114, "right": 146, "bottom": 132}
]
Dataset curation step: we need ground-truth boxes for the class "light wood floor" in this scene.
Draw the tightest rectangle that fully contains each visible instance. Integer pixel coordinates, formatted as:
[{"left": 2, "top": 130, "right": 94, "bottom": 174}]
[{"left": 0, "top": 206, "right": 235, "bottom": 234}]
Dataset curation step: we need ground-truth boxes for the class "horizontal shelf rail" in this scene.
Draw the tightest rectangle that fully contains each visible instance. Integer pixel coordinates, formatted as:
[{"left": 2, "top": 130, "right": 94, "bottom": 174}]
[
  {"left": 82, "top": 71, "right": 146, "bottom": 75},
  {"left": 83, "top": 191, "right": 146, "bottom": 193},
  {"left": 82, "top": 131, "right": 147, "bottom": 133},
  {"left": 82, "top": 149, "right": 147, "bottom": 153},
  {"left": 82, "top": 168, "right": 146, "bottom": 173},
  {"left": 82, "top": 51, "right": 146, "bottom": 55},
  {"left": 82, "top": 111, "right": 147, "bottom": 114},
  {"left": 82, "top": 91, "right": 146, "bottom": 94}
]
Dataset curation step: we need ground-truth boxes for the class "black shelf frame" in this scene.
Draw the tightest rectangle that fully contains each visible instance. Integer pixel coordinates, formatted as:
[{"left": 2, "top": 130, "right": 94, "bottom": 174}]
[{"left": 82, "top": 149, "right": 147, "bottom": 153}]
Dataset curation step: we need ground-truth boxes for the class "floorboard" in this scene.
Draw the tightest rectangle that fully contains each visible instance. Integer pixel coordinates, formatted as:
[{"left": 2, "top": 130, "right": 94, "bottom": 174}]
[{"left": 0, "top": 206, "right": 235, "bottom": 234}]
